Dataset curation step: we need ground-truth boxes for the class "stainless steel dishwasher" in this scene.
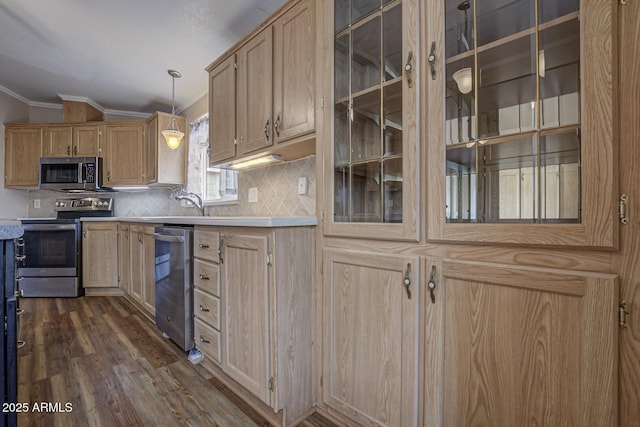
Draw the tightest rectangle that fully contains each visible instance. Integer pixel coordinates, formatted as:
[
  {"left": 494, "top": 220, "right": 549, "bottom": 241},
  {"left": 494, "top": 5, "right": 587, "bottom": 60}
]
[{"left": 153, "top": 226, "right": 194, "bottom": 351}]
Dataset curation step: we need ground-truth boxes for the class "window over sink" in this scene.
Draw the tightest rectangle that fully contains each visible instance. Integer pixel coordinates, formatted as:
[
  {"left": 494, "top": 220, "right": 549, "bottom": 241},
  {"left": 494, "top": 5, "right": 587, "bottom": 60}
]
[{"left": 187, "top": 115, "right": 238, "bottom": 204}]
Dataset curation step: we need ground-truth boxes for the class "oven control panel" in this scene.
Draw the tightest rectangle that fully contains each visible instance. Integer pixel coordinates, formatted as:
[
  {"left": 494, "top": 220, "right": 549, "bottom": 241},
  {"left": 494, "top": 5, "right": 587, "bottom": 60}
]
[{"left": 54, "top": 197, "right": 114, "bottom": 212}]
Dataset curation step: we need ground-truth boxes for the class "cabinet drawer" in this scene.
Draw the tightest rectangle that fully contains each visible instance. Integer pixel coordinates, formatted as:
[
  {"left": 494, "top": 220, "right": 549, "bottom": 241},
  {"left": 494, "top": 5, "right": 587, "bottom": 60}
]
[
  {"left": 194, "top": 288, "right": 220, "bottom": 330},
  {"left": 194, "top": 317, "right": 221, "bottom": 365},
  {"left": 194, "top": 228, "right": 220, "bottom": 262},
  {"left": 194, "top": 259, "right": 220, "bottom": 296}
]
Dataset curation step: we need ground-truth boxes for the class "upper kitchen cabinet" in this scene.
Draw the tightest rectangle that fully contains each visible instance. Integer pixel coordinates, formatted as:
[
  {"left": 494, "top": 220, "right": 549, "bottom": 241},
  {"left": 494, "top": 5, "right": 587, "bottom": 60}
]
[
  {"left": 425, "top": 0, "right": 618, "bottom": 248},
  {"left": 324, "top": 0, "right": 419, "bottom": 241},
  {"left": 209, "top": 55, "right": 237, "bottom": 164},
  {"left": 237, "top": 28, "right": 274, "bottom": 156},
  {"left": 42, "top": 124, "right": 100, "bottom": 157},
  {"left": 145, "top": 112, "right": 187, "bottom": 186},
  {"left": 4, "top": 125, "right": 42, "bottom": 188},
  {"left": 207, "top": 0, "right": 317, "bottom": 167},
  {"left": 102, "top": 122, "right": 145, "bottom": 186},
  {"left": 272, "top": 0, "right": 316, "bottom": 142}
]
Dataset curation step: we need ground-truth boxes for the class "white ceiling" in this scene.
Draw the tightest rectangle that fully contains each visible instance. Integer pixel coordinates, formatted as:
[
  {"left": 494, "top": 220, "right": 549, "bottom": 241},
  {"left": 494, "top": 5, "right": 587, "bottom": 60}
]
[{"left": 0, "top": 0, "right": 287, "bottom": 115}]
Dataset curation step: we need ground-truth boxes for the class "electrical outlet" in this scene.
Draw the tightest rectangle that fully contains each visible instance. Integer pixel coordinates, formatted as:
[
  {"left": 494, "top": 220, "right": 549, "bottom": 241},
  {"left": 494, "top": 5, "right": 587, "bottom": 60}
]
[
  {"left": 34, "top": 199, "right": 40, "bottom": 209},
  {"left": 248, "top": 187, "right": 258, "bottom": 203},
  {"left": 297, "top": 177, "right": 308, "bottom": 195}
]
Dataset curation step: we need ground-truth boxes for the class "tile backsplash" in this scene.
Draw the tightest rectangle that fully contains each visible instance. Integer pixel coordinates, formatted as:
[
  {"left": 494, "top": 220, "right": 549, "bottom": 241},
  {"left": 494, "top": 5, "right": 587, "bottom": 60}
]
[{"left": 27, "top": 156, "right": 316, "bottom": 218}]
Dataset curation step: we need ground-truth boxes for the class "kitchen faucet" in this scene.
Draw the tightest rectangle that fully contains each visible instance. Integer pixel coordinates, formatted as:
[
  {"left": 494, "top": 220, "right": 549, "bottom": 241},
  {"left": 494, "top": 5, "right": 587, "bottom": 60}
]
[{"left": 175, "top": 191, "right": 205, "bottom": 216}]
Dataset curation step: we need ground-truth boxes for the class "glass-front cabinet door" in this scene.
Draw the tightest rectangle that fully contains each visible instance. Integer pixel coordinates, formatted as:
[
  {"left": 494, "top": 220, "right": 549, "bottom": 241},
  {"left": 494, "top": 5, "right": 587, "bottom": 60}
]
[
  {"left": 426, "top": 0, "right": 617, "bottom": 248},
  {"left": 325, "top": 0, "right": 418, "bottom": 241}
]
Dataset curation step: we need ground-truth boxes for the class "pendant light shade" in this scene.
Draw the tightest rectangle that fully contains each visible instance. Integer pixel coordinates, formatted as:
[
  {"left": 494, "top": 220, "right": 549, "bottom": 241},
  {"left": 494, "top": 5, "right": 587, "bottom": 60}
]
[{"left": 163, "top": 69, "right": 184, "bottom": 150}]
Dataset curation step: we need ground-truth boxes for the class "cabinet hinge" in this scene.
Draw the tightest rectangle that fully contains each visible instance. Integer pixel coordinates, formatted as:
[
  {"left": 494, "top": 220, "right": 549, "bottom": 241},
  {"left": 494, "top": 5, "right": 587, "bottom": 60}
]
[
  {"left": 320, "top": 209, "right": 325, "bottom": 221},
  {"left": 620, "top": 0, "right": 629, "bottom": 4},
  {"left": 320, "top": 97, "right": 325, "bottom": 109},
  {"left": 266, "top": 252, "right": 273, "bottom": 266},
  {"left": 619, "top": 194, "right": 629, "bottom": 224},
  {"left": 234, "top": 138, "right": 237, "bottom": 146},
  {"left": 620, "top": 300, "right": 630, "bottom": 329},
  {"left": 268, "top": 377, "right": 274, "bottom": 391}
]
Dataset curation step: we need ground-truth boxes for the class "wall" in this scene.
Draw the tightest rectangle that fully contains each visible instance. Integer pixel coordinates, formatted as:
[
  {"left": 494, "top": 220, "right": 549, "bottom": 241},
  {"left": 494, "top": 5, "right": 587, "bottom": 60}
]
[
  {"left": 0, "top": 91, "right": 30, "bottom": 219},
  {"left": 26, "top": 155, "right": 316, "bottom": 218}
]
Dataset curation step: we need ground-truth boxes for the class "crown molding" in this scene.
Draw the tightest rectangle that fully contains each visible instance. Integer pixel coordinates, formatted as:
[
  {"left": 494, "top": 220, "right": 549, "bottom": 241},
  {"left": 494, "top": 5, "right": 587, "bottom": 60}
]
[
  {"left": 0, "top": 84, "right": 30, "bottom": 105},
  {"left": 103, "top": 109, "right": 151, "bottom": 119},
  {"left": 57, "top": 94, "right": 105, "bottom": 112},
  {"left": 30, "top": 101, "right": 63, "bottom": 110}
]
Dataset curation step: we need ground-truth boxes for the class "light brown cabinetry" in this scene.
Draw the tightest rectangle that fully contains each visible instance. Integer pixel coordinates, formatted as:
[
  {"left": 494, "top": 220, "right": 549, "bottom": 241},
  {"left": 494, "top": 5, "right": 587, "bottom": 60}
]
[
  {"left": 237, "top": 28, "right": 273, "bottom": 156},
  {"left": 196, "top": 225, "right": 314, "bottom": 426},
  {"left": 128, "top": 224, "right": 158, "bottom": 317},
  {"left": 102, "top": 123, "right": 145, "bottom": 185},
  {"left": 3, "top": 125, "right": 42, "bottom": 188},
  {"left": 193, "top": 227, "right": 222, "bottom": 365},
  {"left": 322, "top": 248, "right": 418, "bottom": 426},
  {"left": 424, "top": 0, "right": 617, "bottom": 249},
  {"left": 422, "top": 260, "right": 618, "bottom": 426},
  {"left": 42, "top": 124, "right": 100, "bottom": 157},
  {"left": 272, "top": 0, "right": 315, "bottom": 143},
  {"left": 118, "top": 223, "right": 131, "bottom": 294},
  {"left": 207, "top": 0, "right": 317, "bottom": 167},
  {"left": 324, "top": 0, "right": 419, "bottom": 241},
  {"left": 208, "top": 56, "right": 237, "bottom": 164},
  {"left": 81, "top": 222, "right": 119, "bottom": 288},
  {"left": 145, "top": 112, "right": 187, "bottom": 185}
]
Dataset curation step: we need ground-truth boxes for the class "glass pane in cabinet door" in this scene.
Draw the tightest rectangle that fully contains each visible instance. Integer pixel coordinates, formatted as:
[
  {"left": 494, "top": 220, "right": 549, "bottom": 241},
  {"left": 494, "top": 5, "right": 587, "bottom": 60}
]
[
  {"left": 383, "top": 81, "right": 402, "bottom": 156},
  {"left": 480, "top": 135, "right": 537, "bottom": 223},
  {"left": 446, "top": 59, "right": 475, "bottom": 144},
  {"left": 446, "top": 144, "right": 476, "bottom": 222},
  {"left": 445, "top": 0, "right": 475, "bottom": 58},
  {"left": 477, "top": 33, "right": 537, "bottom": 139},
  {"left": 383, "top": 157, "right": 402, "bottom": 222},
  {"left": 335, "top": 32, "right": 350, "bottom": 102},
  {"left": 351, "top": 15, "right": 381, "bottom": 93},
  {"left": 335, "top": 103, "right": 350, "bottom": 164},
  {"left": 352, "top": 89, "right": 382, "bottom": 161},
  {"left": 335, "top": 0, "right": 350, "bottom": 32},
  {"left": 539, "top": 15, "right": 580, "bottom": 128},
  {"left": 382, "top": 3, "right": 402, "bottom": 82},
  {"left": 539, "top": 0, "right": 579, "bottom": 24},
  {"left": 352, "top": 161, "right": 382, "bottom": 222},
  {"left": 353, "top": 0, "right": 381, "bottom": 23},
  {"left": 540, "top": 128, "right": 580, "bottom": 223},
  {"left": 475, "top": 0, "right": 534, "bottom": 46},
  {"left": 335, "top": 32, "right": 350, "bottom": 166},
  {"left": 334, "top": 166, "right": 350, "bottom": 222}
]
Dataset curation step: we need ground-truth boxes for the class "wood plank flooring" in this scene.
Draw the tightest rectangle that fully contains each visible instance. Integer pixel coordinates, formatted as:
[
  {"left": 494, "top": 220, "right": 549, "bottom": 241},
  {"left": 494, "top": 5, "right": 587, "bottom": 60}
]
[{"left": 16, "top": 296, "right": 337, "bottom": 427}]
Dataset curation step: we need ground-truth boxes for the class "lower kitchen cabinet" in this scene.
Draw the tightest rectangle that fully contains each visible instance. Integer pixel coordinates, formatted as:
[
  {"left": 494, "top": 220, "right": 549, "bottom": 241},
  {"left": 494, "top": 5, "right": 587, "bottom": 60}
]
[
  {"left": 198, "top": 226, "right": 314, "bottom": 426},
  {"left": 193, "top": 226, "right": 222, "bottom": 365},
  {"left": 322, "top": 248, "right": 419, "bottom": 427},
  {"left": 422, "top": 260, "right": 619, "bottom": 426},
  {"left": 82, "top": 222, "right": 118, "bottom": 289},
  {"left": 128, "top": 224, "right": 158, "bottom": 317},
  {"left": 117, "top": 223, "right": 131, "bottom": 293}
]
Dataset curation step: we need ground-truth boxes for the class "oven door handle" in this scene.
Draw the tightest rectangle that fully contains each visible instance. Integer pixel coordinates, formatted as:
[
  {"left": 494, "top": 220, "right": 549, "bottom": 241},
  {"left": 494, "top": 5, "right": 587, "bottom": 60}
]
[
  {"left": 153, "top": 233, "right": 185, "bottom": 243},
  {"left": 22, "top": 224, "right": 78, "bottom": 231}
]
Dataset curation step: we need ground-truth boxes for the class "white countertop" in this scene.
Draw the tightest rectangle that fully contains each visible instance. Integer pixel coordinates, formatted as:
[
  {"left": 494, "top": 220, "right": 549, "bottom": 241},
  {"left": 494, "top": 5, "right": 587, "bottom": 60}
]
[{"left": 80, "top": 216, "right": 318, "bottom": 227}]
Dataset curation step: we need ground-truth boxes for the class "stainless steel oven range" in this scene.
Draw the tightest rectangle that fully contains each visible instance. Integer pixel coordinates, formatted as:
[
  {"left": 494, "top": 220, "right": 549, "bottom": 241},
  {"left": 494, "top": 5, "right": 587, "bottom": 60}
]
[{"left": 18, "top": 197, "right": 114, "bottom": 297}]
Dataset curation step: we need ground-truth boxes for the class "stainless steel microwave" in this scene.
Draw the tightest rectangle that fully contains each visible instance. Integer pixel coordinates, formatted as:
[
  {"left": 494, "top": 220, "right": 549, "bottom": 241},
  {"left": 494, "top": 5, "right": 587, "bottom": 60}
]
[{"left": 39, "top": 157, "right": 104, "bottom": 191}]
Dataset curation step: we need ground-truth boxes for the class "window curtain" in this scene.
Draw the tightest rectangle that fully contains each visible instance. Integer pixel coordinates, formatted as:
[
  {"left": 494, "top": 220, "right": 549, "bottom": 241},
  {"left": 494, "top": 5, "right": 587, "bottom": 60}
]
[{"left": 186, "top": 115, "right": 209, "bottom": 195}]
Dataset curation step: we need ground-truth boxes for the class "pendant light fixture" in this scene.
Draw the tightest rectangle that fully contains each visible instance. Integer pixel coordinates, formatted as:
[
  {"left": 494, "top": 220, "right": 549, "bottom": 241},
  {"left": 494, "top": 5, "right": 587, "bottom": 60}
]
[{"left": 162, "top": 69, "right": 185, "bottom": 150}]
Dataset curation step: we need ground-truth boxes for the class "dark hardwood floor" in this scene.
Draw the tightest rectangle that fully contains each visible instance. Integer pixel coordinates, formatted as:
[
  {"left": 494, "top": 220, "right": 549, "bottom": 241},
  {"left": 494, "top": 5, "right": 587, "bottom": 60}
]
[{"left": 16, "top": 296, "right": 337, "bottom": 427}]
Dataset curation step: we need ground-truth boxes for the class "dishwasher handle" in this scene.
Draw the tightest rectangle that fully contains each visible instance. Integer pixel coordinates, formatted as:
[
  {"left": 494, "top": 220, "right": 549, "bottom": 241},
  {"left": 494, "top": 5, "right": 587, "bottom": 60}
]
[{"left": 153, "top": 233, "right": 185, "bottom": 243}]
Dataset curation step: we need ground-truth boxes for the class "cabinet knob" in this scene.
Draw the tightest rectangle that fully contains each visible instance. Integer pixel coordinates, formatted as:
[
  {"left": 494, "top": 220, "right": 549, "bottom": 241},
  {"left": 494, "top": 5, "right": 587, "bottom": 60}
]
[
  {"left": 405, "top": 51, "right": 414, "bottom": 88},
  {"left": 264, "top": 119, "right": 270, "bottom": 141},
  {"left": 199, "top": 335, "right": 211, "bottom": 344},
  {"left": 199, "top": 304, "right": 210, "bottom": 312},
  {"left": 199, "top": 274, "right": 210, "bottom": 281},
  {"left": 274, "top": 115, "right": 280, "bottom": 137}
]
